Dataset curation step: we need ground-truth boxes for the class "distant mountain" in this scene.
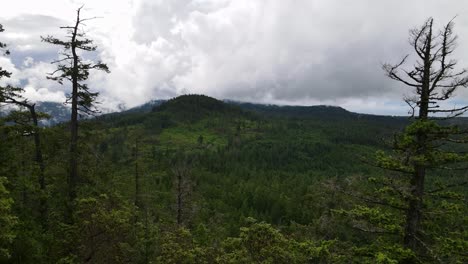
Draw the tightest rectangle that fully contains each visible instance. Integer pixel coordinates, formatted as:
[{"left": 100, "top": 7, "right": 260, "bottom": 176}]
[
  {"left": 3, "top": 95, "right": 466, "bottom": 127},
  {"left": 154, "top": 95, "right": 233, "bottom": 113},
  {"left": 0, "top": 101, "right": 71, "bottom": 126},
  {"left": 152, "top": 94, "right": 246, "bottom": 122},
  {"left": 1, "top": 100, "right": 164, "bottom": 127},
  {"left": 123, "top": 99, "right": 166, "bottom": 113},
  {"left": 227, "top": 100, "right": 354, "bottom": 119},
  {"left": 35, "top": 102, "right": 71, "bottom": 126}
]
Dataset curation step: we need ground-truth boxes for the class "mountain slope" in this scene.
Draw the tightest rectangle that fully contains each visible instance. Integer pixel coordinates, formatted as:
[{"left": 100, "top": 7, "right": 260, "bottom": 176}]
[
  {"left": 229, "top": 101, "right": 354, "bottom": 119},
  {"left": 152, "top": 94, "right": 247, "bottom": 122}
]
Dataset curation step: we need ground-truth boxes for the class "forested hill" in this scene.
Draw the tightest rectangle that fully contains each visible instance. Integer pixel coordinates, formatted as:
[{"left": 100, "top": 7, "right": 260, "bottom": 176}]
[
  {"left": 153, "top": 94, "right": 247, "bottom": 122},
  {"left": 1, "top": 94, "right": 414, "bottom": 126},
  {"left": 228, "top": 100, "right": 354, "bottom": 119},
  {"left": 1, "top": 94, "right": 467, "bottom": 263},
  {"left": 89, "top": 94, "right": 411, "bottom": 185},
  {"left": 92, "top": 95, "right": 411, "bottom": 145}
]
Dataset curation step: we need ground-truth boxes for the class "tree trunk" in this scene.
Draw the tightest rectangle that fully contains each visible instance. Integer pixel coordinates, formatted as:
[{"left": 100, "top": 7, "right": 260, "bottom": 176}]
[
  {"left": 134, "top": 139, "right": 142, "bottom": 210},
  {"left": 177, "top": 170, "right": 182, "bottom": 226},
  {"left": 7, "top": 100, "right": 48, "bottom": 228},
  {"left": 67, "top": 14, "right": 80, "bottom": 223},
  {"left": 403, "top": 166, "right": 425, "bottom": 249},
  {"left": 403, "top": 19, "right": 432, "bottom": 251},
  {"left": 29, "top": 104, "right": 47, "bottom": 229}
]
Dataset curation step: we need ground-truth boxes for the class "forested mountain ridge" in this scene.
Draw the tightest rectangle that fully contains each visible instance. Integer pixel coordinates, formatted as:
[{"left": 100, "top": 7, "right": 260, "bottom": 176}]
[
  {"left": 0, "top": 94, "right": 422, "bottom": 126},
  {"left": 1, "top": 94, "right": 467, "bottom": 263}
]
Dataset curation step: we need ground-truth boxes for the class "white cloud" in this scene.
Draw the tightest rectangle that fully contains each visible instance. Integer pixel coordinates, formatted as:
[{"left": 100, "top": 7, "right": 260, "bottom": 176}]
[
  {"left": 23, "top": 86, "right": 65, "bottom": 102},
  {"left": 0, "top": 57, "right": 20, "bottom": 86},
  {"left": 18, "top": 61, "right": 61, "bottom": 91},
  {"left": 23, "top": 57, "right": 34, "bottom": 67}
]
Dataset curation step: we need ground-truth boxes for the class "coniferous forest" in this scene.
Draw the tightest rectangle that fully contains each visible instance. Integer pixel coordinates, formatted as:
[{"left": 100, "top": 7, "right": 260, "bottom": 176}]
[{"left": 1, "top": 8, "right": 467, "bottom": 264}]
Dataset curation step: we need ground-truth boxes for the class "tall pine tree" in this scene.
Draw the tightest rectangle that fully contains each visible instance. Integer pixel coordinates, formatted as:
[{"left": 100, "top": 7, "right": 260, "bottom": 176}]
[{"left": 42, "top": 6, "right": 109, "bottom": 221}]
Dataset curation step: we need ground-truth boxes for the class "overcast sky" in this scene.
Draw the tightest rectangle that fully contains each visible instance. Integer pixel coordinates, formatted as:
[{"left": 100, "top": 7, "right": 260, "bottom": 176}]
[{"left": 1, "top": 0, "right": 468, "bottom": 115}]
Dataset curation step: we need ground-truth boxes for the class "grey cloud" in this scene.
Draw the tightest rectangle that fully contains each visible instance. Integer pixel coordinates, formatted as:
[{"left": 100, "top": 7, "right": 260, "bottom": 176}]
[
  {"left": 2, "top": 0, "right": 468, "bottom": 114},
  {"left": 128, "top": 0, "right": 468, "bottom": 108},
  {"left": 4, "top": 14, "right": 64, "bottom": 31},
  {"left": 132, "top": 0, "right": 230, "bottom": 44},
  {"left": 3, "top": 15, "right": 66, "bottom": 52}
]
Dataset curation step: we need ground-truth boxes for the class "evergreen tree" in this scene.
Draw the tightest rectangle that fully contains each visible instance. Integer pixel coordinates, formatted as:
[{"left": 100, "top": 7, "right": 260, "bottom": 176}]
[
  {"left": 339, "top": 17, "right": 468, "bottom": 263},
  {"left": 382, "top": 17, "right": 468, "bottom": 255},
  {"left": 0, "top": 24, "right": 49, "bottom": 229},
  {"left": 41, "top": 6, "right": 109, "bottom": 220},
  {"left": 0, "top": 177, "right": 17, "bottom": 260}
]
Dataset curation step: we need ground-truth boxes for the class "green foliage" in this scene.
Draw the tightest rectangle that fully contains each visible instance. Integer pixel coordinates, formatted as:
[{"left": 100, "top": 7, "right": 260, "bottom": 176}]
[
  {"left": 157, "top": 228, "right": 217, "bottom": 264},
  {"left": 53, "top": 193, "right": 136, "bottom": 263},
  {"left": 153, "top": 94, "right": 246, "bottom": 123},
  {"left": 0, "top": 177, "right": 17, "bottom": 259},
  {"left": 351, "top": 243, "right": 414, "bottom": 264},
  {"left": 219, "top": 218, "right": 341, "bottom": 263},
  {"left": 340, "top": 107, "right": 468, "bottom": 263},
  {"left": 155, "top": 219, "right": 342, "bottom": 264},
  {"left": 0, "top": 94, "right": 466, "bottom": 263}
]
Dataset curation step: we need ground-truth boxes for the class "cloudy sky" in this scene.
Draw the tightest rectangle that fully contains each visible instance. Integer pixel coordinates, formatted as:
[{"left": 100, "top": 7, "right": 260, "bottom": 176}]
[{"left": 1, "top": 0, "right": 468, "bottom": 115}]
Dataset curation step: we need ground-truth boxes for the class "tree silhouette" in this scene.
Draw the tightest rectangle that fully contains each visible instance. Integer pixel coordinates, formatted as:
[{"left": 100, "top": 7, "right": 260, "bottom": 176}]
[
  {"left": 381, "top": 17, "right": 468, "bottom": 258},
  {"left": 42, "top": 6, "right": 109, "bottom": 221}
]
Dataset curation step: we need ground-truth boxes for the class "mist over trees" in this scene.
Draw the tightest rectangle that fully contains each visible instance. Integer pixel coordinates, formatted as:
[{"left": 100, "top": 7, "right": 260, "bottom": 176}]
[{"left": 0, "top": 11, "right": 467, "bottom": 264}]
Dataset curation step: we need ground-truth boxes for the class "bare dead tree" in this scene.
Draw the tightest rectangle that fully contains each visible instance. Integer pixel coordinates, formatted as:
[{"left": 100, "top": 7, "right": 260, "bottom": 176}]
[
  {"left": 383, "top": 18, "right": 468, "bottom": 119},
  {"left": 383, "top": 17, "right": 468, "bottom": 254}
]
